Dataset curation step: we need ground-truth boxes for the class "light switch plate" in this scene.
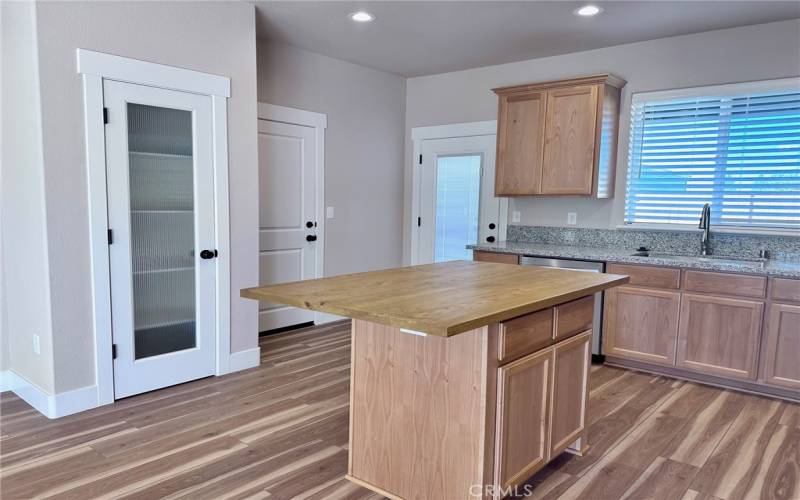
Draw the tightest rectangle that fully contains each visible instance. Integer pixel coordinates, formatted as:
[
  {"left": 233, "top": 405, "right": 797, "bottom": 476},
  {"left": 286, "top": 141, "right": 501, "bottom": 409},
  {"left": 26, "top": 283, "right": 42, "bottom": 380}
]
[
  {"left": 567, "top": 212, "right": 578, "bottom": 225},
  {"left": 512, "top": 211, "right": 521, "bottom": 223},
  {"left": 326, "top": 206, "right": 335, "bottom": 219}
]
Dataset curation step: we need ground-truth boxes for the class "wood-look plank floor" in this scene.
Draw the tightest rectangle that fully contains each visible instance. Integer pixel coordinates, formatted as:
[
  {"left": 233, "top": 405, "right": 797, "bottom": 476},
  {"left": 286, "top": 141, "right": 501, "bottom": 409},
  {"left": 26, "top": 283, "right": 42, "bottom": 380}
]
[{"left": 1, "top": 320, "right": 798, "bottom": 499}]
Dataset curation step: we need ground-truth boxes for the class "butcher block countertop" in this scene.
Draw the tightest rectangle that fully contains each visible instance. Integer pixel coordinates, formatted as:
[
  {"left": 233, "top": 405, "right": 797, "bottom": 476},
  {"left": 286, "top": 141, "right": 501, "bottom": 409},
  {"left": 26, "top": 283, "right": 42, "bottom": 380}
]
[{"left": 241, "top": 260, "right": 628, "bottom": 337}]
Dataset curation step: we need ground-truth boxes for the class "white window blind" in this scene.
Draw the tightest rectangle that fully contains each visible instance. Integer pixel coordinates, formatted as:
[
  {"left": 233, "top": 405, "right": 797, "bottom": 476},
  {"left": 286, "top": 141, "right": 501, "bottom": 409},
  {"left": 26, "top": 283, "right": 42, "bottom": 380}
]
[{"left": 625, "top": 79, "right": 800, "bottom": 229}]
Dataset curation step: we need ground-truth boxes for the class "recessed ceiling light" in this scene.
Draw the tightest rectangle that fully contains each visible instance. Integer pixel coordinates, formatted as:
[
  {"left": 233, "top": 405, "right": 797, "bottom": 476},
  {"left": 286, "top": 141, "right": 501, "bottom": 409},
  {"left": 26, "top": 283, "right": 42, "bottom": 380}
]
[
  {"left": 574, "top": 5, "right": 603, "bottom": 16},
  {"left": 348, "top": 11, "right": 375, "bottom": 23}
]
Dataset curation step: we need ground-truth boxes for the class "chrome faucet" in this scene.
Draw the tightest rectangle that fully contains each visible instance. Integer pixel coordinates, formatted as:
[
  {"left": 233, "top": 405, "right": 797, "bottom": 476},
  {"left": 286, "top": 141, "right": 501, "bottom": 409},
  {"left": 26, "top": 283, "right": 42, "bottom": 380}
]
[{"left": 698, "top": 203, "right": 711, "bottom": 256}]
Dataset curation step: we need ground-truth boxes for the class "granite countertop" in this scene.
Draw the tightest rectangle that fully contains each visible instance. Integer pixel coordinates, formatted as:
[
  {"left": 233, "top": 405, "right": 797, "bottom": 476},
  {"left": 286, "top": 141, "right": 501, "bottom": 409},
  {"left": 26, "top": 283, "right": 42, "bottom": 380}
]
[
  {"left": 241, "top": 261, "right": 628, "bottom": 337},
  {"left": 469, "top": 241, "right": 800, "bottom": 278}
]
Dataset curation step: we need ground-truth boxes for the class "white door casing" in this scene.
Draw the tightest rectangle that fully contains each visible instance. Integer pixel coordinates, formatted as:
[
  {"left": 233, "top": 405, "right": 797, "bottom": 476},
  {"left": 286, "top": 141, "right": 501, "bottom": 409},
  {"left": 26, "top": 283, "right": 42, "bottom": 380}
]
[
  {"left": 257, "top": 108, "right": 325, "bottom": 331},
  {"left": 413, "top": 125, "right": 507, "bottom": 265},
  {"left": 105, "top": 80, "right": 216, "bottom": 398}
]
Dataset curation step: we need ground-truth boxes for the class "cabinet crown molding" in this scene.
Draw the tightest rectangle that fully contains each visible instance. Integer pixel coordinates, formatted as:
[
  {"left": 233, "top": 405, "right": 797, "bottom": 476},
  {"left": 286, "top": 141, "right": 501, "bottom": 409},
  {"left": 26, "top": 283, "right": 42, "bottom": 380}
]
[{"left": 493, "top": 73, "right": 627, "bottom": 95}]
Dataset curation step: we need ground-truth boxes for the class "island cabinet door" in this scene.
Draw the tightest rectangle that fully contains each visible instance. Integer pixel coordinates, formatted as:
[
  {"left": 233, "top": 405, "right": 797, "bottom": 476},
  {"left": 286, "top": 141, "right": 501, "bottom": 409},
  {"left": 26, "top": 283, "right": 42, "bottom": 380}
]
[
  {"left": 494, "top": 348, "right": 553, "bottom": 490},
  {"left": 602, "top": 286, "right": 681, "bottom": 365},
  {"left": 549, "top": 330, "right": 591, "bottom": 458},
  {"left": 760, "top": 303, "right": 800, "bottom": 389},
  {"left": 676, "top": 294, "right": 763, "bottom": 380}
]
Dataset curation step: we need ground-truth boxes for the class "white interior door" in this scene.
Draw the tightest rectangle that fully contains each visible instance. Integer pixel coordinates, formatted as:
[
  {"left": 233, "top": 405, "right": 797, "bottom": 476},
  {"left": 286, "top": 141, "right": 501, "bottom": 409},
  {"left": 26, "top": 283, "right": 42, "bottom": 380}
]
[
  {"left": 417, "top": 135, "right": 506, "bottom": 264},
  {"left": 105, "top": 80, "right": 216, "bottom": 399},
  {"left": 258, "top": 119, "right": 318, "bottom": 331}
]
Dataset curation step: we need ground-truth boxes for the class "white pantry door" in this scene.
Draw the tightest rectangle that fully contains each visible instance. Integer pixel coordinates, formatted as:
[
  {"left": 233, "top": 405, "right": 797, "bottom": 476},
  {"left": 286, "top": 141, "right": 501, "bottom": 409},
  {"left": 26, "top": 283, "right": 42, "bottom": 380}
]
[
  {"left": 104, "top": 80, "right": 216, "bottom": 399},
  {"left": 258, "top": 119, "right": 318, "bottom": 331},
  {"left": 417, "top": 135, "right": 505, "bottom": 263}
]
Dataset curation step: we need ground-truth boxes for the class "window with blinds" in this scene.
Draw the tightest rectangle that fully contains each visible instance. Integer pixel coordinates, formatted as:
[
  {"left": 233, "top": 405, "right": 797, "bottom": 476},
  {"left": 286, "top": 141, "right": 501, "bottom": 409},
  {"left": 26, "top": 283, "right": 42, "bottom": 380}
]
[{"left": 625, "top": 79, "right": 800, "bottom": 229}]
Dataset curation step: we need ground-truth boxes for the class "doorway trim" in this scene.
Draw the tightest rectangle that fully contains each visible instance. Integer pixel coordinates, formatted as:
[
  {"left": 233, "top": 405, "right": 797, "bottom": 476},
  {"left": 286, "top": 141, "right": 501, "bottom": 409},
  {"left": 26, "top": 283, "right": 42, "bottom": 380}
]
[
  {"left": 257, "top": 103, "right": 331, "bottom": 324},
  {"left": 409, "top": 120, "right": 506, "bottom": 265},
  {"left": 78, "top": 49, "right": 231, "bottom": 407}
]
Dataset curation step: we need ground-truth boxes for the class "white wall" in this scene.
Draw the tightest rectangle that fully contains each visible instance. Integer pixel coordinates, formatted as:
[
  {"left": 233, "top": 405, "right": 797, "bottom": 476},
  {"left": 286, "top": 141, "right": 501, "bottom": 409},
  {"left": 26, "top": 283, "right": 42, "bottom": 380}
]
[
  {"left": 0, "top": 0, "right": 56, "bottom": 392},
  {"left": 404, "top": 19, "right": 800, "bottom": 261},
  {"left": 29, "top": 0, "right": 259, "bottom": 392},
  {"left": 257, "top": 42, "right": 406, "bottom": 276}
]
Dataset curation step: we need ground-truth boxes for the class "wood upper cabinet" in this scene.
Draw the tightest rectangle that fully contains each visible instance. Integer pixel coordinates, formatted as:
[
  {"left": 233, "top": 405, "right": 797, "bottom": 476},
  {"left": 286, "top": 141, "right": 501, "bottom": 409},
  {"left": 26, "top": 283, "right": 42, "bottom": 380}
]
[
  {"left": 603, "top": 285, "right": 681, "bottom": 365},
  {"left": 676, "top": 294, "right": 763, "bottom": 380},
  {"left": 760, "top": 303, "right": 800, "bottom": 389},
  {"left": 494, "top": 349, "right": 552, "bottom": 489},
  {"left": 493, "top": 74, "right": 624, "bottom": 198},
  {"left": 495, "top": 92, "right": 546, "bottom": 195},
  {"left": 549, "top": 331, "right": 591, "bottom": 457}
]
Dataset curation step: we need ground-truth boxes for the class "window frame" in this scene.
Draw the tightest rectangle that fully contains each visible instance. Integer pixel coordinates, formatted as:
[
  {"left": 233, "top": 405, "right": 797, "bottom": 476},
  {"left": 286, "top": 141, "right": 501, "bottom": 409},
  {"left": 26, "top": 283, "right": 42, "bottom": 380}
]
[{"left": 623, "top": 77, "right": 800, "bottom": 234}]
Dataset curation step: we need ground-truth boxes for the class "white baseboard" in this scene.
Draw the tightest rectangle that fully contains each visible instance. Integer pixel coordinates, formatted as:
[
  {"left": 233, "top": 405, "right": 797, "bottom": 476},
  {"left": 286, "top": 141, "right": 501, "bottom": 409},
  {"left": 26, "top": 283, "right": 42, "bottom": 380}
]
[
  {"left": 1, "top": 370, "right": 98, "bottom": 419},
  {"left": 315, "top": 312, "right": 346, "bottom": 325},
  {"left": 229, "top": 346, "right": 261, "bottom": 373}
]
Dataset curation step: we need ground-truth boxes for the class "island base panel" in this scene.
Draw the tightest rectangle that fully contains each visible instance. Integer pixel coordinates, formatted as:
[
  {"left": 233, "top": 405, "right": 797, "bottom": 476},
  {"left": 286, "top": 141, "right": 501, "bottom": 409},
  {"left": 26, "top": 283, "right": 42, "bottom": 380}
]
[{"left": 347, "top": 319, "right": 498, "bottom": 500}]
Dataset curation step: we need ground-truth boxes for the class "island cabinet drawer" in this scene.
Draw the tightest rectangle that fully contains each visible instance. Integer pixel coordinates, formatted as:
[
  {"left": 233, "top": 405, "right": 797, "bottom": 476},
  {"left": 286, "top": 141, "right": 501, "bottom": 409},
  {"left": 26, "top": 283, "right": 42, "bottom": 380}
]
[
  {"left": 497, "top": 308, "right": 554, "bottom": 363},
  {"left": 770, "top": 278, "right": 800, "bottom": 303},
  {"left": 473, "top": 250, "right": 520, "bottom": 265},
  {"left": 606, "top": 263, "right": 680, "bottom": 289},
  {"left": 683, "top": 270, "right": 766, "bottom": 298},
  {"left": 554, "top": 295, "right": 594, "bottom": 341}
]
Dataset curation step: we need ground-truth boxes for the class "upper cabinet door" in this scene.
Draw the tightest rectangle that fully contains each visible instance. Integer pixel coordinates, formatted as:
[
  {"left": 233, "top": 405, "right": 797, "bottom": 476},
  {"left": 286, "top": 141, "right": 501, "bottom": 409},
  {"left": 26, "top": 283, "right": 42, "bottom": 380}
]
[
  {"left": 541, "top": 85, "right": 599, "bottom": 195},
  {"left": 495, "top": 92, "right": 546, "bottom": 196}
]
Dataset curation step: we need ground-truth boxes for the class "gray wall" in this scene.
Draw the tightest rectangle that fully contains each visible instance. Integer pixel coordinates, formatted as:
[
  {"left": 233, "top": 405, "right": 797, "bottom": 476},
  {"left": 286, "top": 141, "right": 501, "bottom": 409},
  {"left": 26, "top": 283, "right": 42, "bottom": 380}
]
[
  {"left": 403, "top": 19, "right": 800, "bottom": 262},
  {"left": 1, "top": 0, "right": 55, "bottom": 392},
  {"left": 27, "top": 0, "right": 259, "bottom": 393},
  {"left": 257, "top": 42, "right": 406, "bottom": 276}
]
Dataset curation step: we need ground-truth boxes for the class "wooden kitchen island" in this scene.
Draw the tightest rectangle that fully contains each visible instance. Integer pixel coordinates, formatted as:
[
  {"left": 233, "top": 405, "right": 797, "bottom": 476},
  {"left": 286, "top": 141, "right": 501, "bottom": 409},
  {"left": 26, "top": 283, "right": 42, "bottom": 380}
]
[{"left": 241, "top": 261, "right": 627, "bottom": 499}]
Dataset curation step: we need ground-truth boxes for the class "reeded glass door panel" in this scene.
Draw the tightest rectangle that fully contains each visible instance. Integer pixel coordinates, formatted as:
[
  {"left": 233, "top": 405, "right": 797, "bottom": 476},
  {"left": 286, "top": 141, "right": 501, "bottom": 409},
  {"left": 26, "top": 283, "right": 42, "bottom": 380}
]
[
  {"left": 127, "top": 103, "right": 196, "bottom": 359},
  {"left": 434, "top": 155, "right": 482, "bottom": 262}
]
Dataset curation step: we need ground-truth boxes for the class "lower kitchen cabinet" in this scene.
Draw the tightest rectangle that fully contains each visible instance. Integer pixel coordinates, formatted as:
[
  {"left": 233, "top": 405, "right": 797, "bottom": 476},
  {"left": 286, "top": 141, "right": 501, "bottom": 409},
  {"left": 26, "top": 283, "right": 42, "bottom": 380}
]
[
  {"left": 760, "top": 303, "right": 800, "bottom": 389},
  {"left": 602, "top": 285, "right": 681, "bottom": 365},
  {"left": 676, "top": 293, "right": 763, "bottom": 380},
  {"left": 549, "top": 330, "right": 591, "bottom": 456},
  {"left": 494, "top": 349, "right": 552, "bottom": 489}
]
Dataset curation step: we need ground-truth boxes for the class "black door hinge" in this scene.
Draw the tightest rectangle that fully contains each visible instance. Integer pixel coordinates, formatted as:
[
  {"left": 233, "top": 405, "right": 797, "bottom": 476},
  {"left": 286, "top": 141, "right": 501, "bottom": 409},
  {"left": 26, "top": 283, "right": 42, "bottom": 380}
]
[
  {"left": 418, "top": 217, "right": 421, "bottom": 227},
  {"left": 112, "top": 344, "right": 117, "bottom": 359},
  {"left": 103, "top": 107, "right": 109, "bottom": 124},
  {"left": 107, "top": 229, "right": 113, "bottom": 244},
  {"left": 419, "top": 154, "right": 423, "bottom": 164}
]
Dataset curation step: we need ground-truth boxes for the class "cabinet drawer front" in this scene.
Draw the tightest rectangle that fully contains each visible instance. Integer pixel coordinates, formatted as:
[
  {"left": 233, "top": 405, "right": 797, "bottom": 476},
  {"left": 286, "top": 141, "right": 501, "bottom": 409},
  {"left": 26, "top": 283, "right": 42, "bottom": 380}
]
[
  {"left": 683, "top": 270, "right": 766, "bottom": 298},
  {"left": 473, "top": 250, "right": 519, "bottom": 265},
  {"left": 606, "top": 264, "right": 680, "bottom": 289},
  {"left": 770, "top": 278, "right": 800, "bottom": 303},
  {"left": 498, "top": 308, "right": 554, "bottom": 363},
  {"left": 554, "top": 295, "right": 594, "bottom": 341}
]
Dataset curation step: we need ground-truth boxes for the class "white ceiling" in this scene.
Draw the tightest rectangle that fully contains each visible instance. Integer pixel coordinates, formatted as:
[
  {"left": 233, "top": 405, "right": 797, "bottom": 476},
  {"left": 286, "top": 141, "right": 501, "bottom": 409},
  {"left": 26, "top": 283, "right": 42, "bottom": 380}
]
[{"left": 254, "top": 1, "right": 800, "bottom": 77}]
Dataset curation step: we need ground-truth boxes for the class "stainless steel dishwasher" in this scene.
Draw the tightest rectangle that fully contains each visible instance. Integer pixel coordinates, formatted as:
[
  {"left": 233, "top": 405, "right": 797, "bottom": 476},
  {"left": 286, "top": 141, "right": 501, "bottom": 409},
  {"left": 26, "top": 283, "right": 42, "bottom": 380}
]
[{"left": 520, "top": 256, "right": 606, "bottom": 361}]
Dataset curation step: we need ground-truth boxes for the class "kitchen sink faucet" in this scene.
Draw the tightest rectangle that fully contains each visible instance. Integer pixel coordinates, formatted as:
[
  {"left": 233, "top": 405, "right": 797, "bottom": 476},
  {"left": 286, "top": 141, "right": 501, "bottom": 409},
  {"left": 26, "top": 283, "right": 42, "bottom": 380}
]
[{"left": 698, "top": 203, "right": 711, "bottom": 256}]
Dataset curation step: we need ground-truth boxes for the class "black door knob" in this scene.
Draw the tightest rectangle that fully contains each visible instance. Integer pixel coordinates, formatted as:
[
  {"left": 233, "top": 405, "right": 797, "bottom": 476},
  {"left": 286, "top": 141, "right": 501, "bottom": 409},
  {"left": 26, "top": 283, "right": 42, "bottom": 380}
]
[
  {"left": 306, "top": 221, "right": 314, "bottom": 228},
  {"left": 486, "top": 236, "right": 496, "bottom": 243},
  {"left": 306, "top": 235, "right": 317, "bottom": 242},
  {"left": 489, "top": 223, "right": 496, "bottom": 230},
  {"left": 200, "top": 249, "right": 218, "bottom": 259}
]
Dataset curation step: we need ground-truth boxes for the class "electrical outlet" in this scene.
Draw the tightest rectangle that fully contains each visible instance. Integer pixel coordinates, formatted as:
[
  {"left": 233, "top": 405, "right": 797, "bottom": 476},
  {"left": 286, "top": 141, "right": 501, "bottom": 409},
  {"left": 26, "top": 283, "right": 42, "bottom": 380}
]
[
  {"left": 567, "top": 212, "right": 578, "bottom": 225},
  {"left": 33, "top": 334, "right": 40, "bottom": 355},
  {"left": 512, "top": 211, "right": 521, "bottom": 223},
  {"left": 326, "top": 206, "right": 335, "bottom": 219}
]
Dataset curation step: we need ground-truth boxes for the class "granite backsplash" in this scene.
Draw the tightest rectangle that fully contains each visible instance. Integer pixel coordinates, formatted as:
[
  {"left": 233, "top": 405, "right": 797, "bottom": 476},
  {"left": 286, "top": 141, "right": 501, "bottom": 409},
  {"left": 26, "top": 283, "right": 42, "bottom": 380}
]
[{"left": 506, "top": 225, "right": 800, "bottom": 262}]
